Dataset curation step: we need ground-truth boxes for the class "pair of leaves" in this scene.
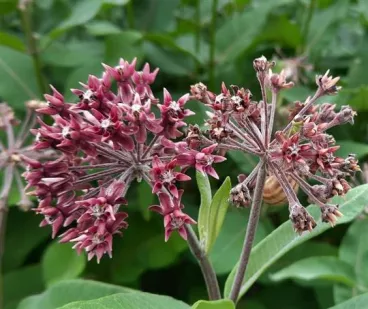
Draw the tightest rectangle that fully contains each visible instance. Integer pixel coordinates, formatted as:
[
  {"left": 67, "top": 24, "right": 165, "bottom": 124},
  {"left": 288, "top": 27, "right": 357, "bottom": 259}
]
[
  {"left": 196, "top": 172, "right": 231, "bottom": 253},
  {"left": 223, "top": 184, "right": 368, "bottom": 301}
]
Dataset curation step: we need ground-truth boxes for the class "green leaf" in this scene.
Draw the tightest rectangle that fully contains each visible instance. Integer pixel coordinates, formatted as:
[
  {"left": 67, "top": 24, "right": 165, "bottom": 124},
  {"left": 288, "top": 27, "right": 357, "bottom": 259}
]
[
  {"left": 104, "top": 31, "right": 143, "bottom": 66},
  {"left": 196, "top": 171, "right": 212, "bottom": 246},
  {"left": 333, "top": 219, "right": 368, "bottom": 304},
  {"left": 49, "top": 0, "right": 102, "bottom": 39},
  {"left": 0, "top": 46, "right": 40, "bottom": 106},
  {"left": 4, "top": 264, "right": 44, "bottom": 308},
  {"left": 210, "top": 210, "right": 268, "bottom": 275},
  {"left": 328, "top": 293, "right": 368, "bottom": 309},
  {"left": 85, "top": 21, "right": 121, "bottom": 36},
  {"left": 205, "top": 177, "right": 232, "bottom": 253},
  {"left": 42, "top": 242, "right": 86, "bottom": 287},
  {"left": 306, "top": 0, "right": 349, "bottom": 47},
  {"left": 103, "top": 0, "right": 129, "bottom": 5},
  {"left": 192, "top": 299, "right": 235, "bottom": 309},
  {"left": 0, "top": 0, "right": 17, "bottom": 15},
  {"left": 42, "top": 41, "right": 104, "bottom": 68},
  {"left": 224, "top": 184, "right": 368, "bottom": 300},
  {"left": 17, "top": 279, "right": 132, "bottom": 309},
  {"left": 134, "top": 0, "right": 180, "bottom": 32},
  {"left": 4, "top": 209, "right": 49, "bottom": 272},
  {"left": 215, "top": 0, "right": 294, "bottom": 63},
  {"left": 0, "top": 32, "right": 25, "bottom": 52},
  {"left": 56, "top": 291, "right": 190, "bottom": 309},
  {"left": 270, "top": 256, "right": 355, "bottom": 286},
  {"left": 336, "top": 141, "right": 368, "bottom": 159}
]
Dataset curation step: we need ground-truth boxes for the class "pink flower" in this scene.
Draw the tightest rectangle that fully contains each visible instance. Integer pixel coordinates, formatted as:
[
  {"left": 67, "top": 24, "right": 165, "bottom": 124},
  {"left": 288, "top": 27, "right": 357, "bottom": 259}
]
[{"left": 150, "top": 191, "right": 196, "bottom": 241}]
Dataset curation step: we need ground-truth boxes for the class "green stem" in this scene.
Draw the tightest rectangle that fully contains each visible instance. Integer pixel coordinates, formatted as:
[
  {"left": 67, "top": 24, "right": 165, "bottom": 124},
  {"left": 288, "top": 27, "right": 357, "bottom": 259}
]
[
  {"left": 229, "top": 159, "right": 267, "bottom": 303},
  {"left": 19, "top": 2, "right": 47, "bottom": 95},
  {"left": 209, "top": 0, "right": 218, "bottom": 89},
  {"left": 185, "top": 225, "right": 221, "bottom": 300},
  {"left": 126, "top": 0, "right": 135, "bottom": 29}
]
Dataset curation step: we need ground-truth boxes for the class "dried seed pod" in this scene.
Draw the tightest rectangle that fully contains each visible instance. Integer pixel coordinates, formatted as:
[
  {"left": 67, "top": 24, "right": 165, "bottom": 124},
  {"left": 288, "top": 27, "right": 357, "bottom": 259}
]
[{"left": 263, "top": 175, "right": 299, "bottom": 206}]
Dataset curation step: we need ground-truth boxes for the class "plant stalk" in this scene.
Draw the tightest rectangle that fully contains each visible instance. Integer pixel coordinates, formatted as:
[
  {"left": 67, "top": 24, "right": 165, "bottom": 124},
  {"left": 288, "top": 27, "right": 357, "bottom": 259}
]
[
  {"left": 229, "top": 159, "right": 266, "bottom": 303},
  {"left": 185, "top": 224, "right": 221, "bottom": 300},
  {"left": 19, "top": 2, "right": 47, "bottom": 95}
]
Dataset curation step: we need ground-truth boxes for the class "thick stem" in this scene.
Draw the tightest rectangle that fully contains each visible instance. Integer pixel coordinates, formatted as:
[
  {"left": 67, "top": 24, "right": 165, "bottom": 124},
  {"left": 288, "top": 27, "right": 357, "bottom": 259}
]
[
  {"left": 19, "top": 3, "right": 47, "bottom": 95},
  {"left": 185, "top": 225, "right": 221, "bottom": 300},
  {"left": 229, "top": 159, "right": 266, "bottom": 303},
  {"left": 209, "top": 0, "right": 218, "bottom": 89},
  {"left": 126, "top": 0, "right": 135, "bottom": 29}
]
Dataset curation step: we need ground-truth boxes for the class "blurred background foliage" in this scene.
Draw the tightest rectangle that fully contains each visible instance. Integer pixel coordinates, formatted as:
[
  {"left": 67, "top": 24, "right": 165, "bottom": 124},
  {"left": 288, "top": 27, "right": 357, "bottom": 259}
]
[{"left": 0, "top": 0, "right": 368, "bottom": 308}]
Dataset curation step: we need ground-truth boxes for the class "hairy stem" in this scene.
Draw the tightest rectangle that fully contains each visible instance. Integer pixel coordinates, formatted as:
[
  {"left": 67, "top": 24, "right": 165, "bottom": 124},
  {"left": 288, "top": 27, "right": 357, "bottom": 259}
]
[
  {"left": 185, "top": 225, "right": 221, "bottom": 300},
  {"left": 229, "top": 159, "right": 266, "bottom": 302},
  {"left": 19, "top": 2, "right": 47, "bottom": 95},
  {"left": 268, "top": 90, "right": 278, "bottom": 144}
]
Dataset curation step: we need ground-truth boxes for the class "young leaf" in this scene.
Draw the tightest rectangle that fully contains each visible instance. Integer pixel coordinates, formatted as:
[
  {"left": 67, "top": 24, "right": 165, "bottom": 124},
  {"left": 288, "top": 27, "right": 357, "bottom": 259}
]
[
  {"left": 333, "top": 219, "right": 368, "bottom": 304},
  {"left": 196, "top": 171, "right": 212, "bottom": 247},
  {"left": 224, "top": 184, "right": 368, "bottom": 300},
  {"left": 56, "top": 291, "right": 190, "bottom": 309},
  {"left": 328, "top": 293, "right": 368, "bottom": 309},
  {"left": 205, "top": 176, "right": 231, "bottom": 253},
  {"left": 42, "top": 242, "right": 86, "bottom": 287},
  {"left": 17, "top": 279, "right": 132, "bottom": 309},
  {"left": 192, "top": 299, "right": 235, "bottom": 309},
  {"left": 270, "top": 256, "right": 355, "bottom": 286}
]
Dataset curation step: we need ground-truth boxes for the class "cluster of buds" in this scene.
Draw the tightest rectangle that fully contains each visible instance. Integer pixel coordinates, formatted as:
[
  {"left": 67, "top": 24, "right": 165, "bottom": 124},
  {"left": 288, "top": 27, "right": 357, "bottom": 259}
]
[
  {"left": 190, "top": 56, "right": 359, "bottom": 234},
  {"left": 23, "top": 58, "right": 225, "bottom": 262}
]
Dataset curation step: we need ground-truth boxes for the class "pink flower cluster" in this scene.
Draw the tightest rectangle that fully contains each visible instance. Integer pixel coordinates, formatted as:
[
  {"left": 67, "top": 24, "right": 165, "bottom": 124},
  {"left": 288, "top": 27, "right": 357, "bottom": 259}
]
[
  {"left": 23, "top": 58, "right": 225, "bottom": 262},
  {"left": 190, "top": 56, "right": 359, "bottom": 233}
]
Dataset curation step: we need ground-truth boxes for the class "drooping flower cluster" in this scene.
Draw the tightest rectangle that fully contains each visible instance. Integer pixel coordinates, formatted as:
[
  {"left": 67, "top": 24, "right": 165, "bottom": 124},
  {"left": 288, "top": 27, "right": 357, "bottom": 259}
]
[
  {"left": 23, "top": 58, "right": 225, "bottom": 262},
  {"left": 189, "top": 56, "right": 359, "bottom": 234}
]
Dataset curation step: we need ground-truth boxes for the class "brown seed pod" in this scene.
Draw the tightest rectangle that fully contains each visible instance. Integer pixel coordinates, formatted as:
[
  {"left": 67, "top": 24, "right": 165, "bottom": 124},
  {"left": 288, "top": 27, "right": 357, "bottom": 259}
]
[{"left": 263, "top": 175, "right": 299, "bottom": 206}]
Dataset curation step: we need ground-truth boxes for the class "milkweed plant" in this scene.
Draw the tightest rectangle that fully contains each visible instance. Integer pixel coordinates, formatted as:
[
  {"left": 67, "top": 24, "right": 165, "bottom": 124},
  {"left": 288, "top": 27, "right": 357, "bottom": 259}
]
[{"left": 7, "top": 55, "right": 359, "bottom": 304}]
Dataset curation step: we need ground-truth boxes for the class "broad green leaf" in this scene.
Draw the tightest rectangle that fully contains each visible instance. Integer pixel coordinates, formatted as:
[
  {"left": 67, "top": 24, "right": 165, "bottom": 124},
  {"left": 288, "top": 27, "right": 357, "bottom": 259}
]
[
  {"left": 17, "top": 279, "right": 132, "bottom": 309},
  {"left": 336, "top": 141, "right": 368, "bottom": 159},
  {"left": 42, "top": 41, "right": 104, "bottom": 68},
  {"left": 196, "top": 171, "right": 212, "bottom": 246},
  {"left": 57, "top": 291, "right": 190, "bottom": 309},
  {"left": 104, "top": 31, "right": 143, "bottom": 66},
  {"left": 0, "top": 32, "right": 25, "bottom": 52},
  {"left": 192, "top": 299, "right": 235, "bottom": 309},
  {"left": 224, "top": 184, "right": 368, "bottom": 300},
  {"left": 4, "top": 209, "right": 49, "bottom": 272},
  {"left": 42, "top": 242, "right": 86, "bottom": 287},
  {"left": 270, "top": 256, "right": 355, "bottom": 286},
  {"left": 103, "top": 0, "right": 129, "bottom": 5},
  {"left": 0, "top": 0, "right": 17, "bottom": 15},
  {"left": 143, "top": 42, "right": 195, "bottom": 76},
  {"left": 134, "top": 0, "right": 180, "bottom": 32},
  {"left": 49, "top": 0, "right": 102, "bottom": 39},
  {"left": 210, "top": 210, "right": 268, "bottom": 275},
  {"left": 205, "top": 177, "right": 231, "bottom": 253},
  {"left": 0, "top": 46, "right": 39, "bottom": 106},
  {"left": 333, "top": 219, "right": 368, "bottom": 304},
  {"left": 215, "top": 0, "right": 294, "bottom": 63},
  {"left": 328, "top": 293, "right": 368, "bottom": 309},
  {"left": 85, "top": 21, "right": 121, "bottom": 36},
  {"left": 306, "top": 0, "right": 349, "bottom": 47},
  {"left": 4, "top": 265, "right": 44, "bottom": 308}
]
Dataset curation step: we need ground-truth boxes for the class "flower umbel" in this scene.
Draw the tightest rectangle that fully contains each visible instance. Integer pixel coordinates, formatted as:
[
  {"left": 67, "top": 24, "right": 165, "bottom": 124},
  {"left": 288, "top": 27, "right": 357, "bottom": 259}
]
[
  {"left": 190, "top": 55, "right": 358, "bottom": 234},
  {"left": 24, "top": 58, "right": 226, "bottom": 263}
]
